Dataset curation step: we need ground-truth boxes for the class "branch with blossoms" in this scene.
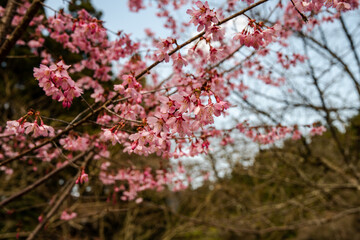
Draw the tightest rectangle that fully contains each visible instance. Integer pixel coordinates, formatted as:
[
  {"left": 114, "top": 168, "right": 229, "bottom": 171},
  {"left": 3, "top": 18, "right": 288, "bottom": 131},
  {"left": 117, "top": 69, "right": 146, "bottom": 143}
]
[
  {"left": 1, "top": 0, "right": 355, "bottom": 191},
  {"left": 1, "top": 0, "right": 359, "bottom": 237},
  {"left": 0, "top": 0, "right": 271, "bottom": 166},
  {"left": 1, "top": 0, "right": 356, "bottom": 182}
]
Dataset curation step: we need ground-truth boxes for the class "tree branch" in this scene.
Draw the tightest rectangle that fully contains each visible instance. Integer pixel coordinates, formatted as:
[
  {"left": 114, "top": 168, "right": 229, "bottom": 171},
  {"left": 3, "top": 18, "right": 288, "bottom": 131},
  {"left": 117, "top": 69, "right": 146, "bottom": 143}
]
[
  {"left": 26, "top": 151, "right": 94, "bottom": 240},
  {"left": 0, "top": 0, "right": 18, "bottom": 46},
  {"left": 0, "top": 0, "right": 44, "bottom": 60},
  {"left": 0, "top": 149, "right": 93, "bottom": 208}
]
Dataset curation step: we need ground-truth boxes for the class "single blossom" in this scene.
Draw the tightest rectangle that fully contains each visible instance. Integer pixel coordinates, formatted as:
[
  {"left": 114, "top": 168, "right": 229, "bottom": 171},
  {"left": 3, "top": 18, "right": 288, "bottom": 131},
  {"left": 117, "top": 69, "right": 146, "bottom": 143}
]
[
  {"left": 60, "top": 211, "right": 77, "bottom": 221},
  {"left": 76, "top": 169, "right": 89, "bottom": 184}
]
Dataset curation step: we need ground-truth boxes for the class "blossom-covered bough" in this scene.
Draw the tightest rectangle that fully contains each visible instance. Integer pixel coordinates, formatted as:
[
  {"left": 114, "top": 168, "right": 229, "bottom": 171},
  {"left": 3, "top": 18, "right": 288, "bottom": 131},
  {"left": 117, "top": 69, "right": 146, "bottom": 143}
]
[{"left": 0, "top": 0, "right": 358, "bottom": 238}]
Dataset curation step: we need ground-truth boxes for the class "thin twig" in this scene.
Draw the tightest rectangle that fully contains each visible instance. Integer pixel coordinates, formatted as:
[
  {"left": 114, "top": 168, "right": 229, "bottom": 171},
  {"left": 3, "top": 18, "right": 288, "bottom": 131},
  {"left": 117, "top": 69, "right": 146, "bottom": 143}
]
[
  {"left": 289, "top": 0, "right": 308, "bottom": 22},
  {"left": 103, "top": 106, "right": 142, "bottom": 124}
]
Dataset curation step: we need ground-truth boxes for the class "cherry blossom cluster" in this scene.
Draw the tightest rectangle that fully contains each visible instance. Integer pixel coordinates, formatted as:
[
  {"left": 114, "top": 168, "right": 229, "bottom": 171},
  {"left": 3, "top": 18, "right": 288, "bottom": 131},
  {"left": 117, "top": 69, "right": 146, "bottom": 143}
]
[
  {"left": 295, "top": 0, "right": 359, "bottom": 13},
  {"left": 34, "top": 143, "right": 61, "bottom": 163},
  {"left": 116, "top": 89, "right": 231, "bottom": 157},
  {"left": 128, "top": 0, "right": 145, "bottom": 12},
  {"left": 8, "top": 0, "right": 46, "bottom": 54},
  {"left": 277, "top": 52, "right": 307, "bottom": 69},
  {"left": 187, "top": 1, "right": 219, "bottom": 32},
  {"left": 33, "top": 61, "right": 82, "bottom": 108},
  {"left": 60, "top": 134, "right": 90, "bottom": 152},
  {"left": 310, "top": 125, "right": 327, "bottom": 136},
  {"left": 155, "top": 37, "right": 176, "bottom": 62},
  {"left": 234, "top": 122, "right": 328, "bottom": 144},
  {"left": 46, "top": 9, "right": 140, "bottom": 88},
  {"left": 234, "top": 19, "right": 281, "bottom": 50},
  {"left": 281, "top": 0, "right": 359, "bottom": 34},
  {"left": 5, "top": 110, "right": 55, "bottom": 138},
  {"left": 60, "top": 211, "right": 77, "bottom": 221},
  {"left": 0, "top": 166, "right": 13, "bottom": 176},
  {"left": 185, "top": 0, "right": 226, "bottom": 50},
  {"left": 47, "top": 10, "right": 107, "bottom": 54},
  {"left": 99, "top": 162, "right": 188, "bottom": 202}
]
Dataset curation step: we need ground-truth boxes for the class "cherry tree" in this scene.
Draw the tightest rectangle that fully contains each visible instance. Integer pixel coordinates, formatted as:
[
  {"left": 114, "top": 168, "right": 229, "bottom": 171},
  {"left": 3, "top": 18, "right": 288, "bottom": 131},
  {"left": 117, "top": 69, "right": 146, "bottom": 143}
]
[{"left": 0, "top": 0, "right": 359, "bottom": 238}]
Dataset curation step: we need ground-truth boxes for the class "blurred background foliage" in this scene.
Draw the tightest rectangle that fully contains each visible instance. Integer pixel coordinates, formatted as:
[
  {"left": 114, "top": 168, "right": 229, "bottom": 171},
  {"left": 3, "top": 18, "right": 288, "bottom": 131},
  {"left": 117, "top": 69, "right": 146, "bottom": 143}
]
[{"left": 1, "top": 0, "right": 360, "bottom": 239}]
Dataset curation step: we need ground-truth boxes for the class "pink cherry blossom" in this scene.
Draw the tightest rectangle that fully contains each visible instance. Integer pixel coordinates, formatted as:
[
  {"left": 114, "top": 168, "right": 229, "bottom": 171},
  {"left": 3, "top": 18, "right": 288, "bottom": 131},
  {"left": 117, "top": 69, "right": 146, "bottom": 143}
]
[
  {"left": 172, "top": 52, "right": 188, "bottom": 69},
  {"left": 60, "top": 211, "right": 77, "bottom": 221},
  {"left": 76, "top": 169, "right": 89, "bottom": 184},
  {"left": 33, "top": 61, "right": 82, "bottom": 108},
  {"left": 5, "top": 120, "right": 24, "bottom": 135},
  {"left": 187, "top": 1, "right": 219, "bottom": 32},
  {"left": 310, "top": 126, "right": 327, "bottom": 136}
]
